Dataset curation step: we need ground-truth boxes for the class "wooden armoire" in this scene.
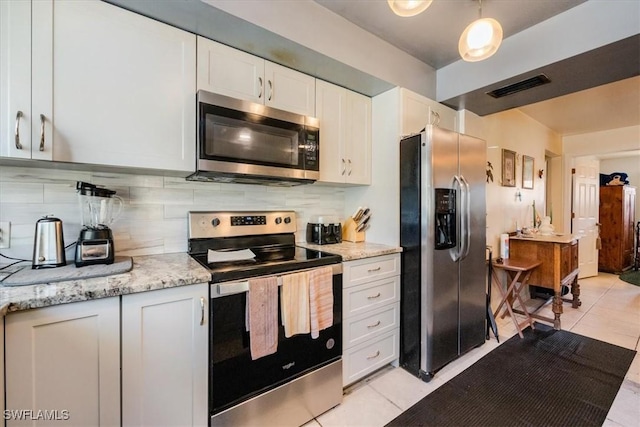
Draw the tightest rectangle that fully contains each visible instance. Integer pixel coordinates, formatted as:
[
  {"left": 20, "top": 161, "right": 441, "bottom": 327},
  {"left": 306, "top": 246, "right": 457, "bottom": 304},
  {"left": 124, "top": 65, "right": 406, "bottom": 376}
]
[{"left": 598, "top": 185, "right": 636, "bottom": 273}]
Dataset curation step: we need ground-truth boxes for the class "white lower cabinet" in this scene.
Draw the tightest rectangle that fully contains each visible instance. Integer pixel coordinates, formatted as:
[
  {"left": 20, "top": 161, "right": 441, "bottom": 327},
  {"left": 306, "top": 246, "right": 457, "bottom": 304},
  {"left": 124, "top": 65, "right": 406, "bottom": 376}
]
[
  {"left": 4, "top": 297, "right": 121, "bottom": 426},
  {"left": 122, "top": 284, "right": 208, "bottom": 427},
  {"left": 342, "top": 254, "right": 400, "bottom": 386}
]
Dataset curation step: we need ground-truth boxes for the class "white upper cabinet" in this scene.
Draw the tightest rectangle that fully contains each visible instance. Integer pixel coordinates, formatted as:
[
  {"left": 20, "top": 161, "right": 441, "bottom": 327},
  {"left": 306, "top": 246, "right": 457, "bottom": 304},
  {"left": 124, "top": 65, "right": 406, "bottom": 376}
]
[
  {"left": 2, "top": 0, "right": 196, "bottom": 173},
  {"left": 197, "top": 37, "right": 316, "bottom": 117},
  {"left": 0, "top": 0, "right": 52, "bottom": 161},
  {"left": 47, "top": 0, "right": 196, "bottom": 172},
  {"left": 316, "top": 80, "right": 371, "bottom": 185},
  {"left": 401, "top": 88, "right": 457, "bottom": 135},
  {"left": 197, "top": 37, "right": 264, "bottom": 103}
]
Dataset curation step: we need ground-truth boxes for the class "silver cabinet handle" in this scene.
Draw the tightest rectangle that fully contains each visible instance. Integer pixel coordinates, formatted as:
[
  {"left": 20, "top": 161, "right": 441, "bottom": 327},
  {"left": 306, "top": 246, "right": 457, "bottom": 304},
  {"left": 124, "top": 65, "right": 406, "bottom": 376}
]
[
  {"left": 367, "top": 266, "right": 381, "bottom": 273},
  {"left": 367, "top": 292, "right": 381, "bottom": 300},
  {"left": 268, "top": 79, "right": 273, "bottom": 101},
  {"left": 39, "top": 114, "right": 45, "bottom": 151},
  {"left": 348, "top": 159, "right": 352, "bottom": 176},
  {"left": 341, "top": 159, "right": 346, "bottom": 175},
  {"left": 15, "top": 111, "right": 23, "bottom": 149},
  {"left": 258, "top": 77, "right": 263, "bottom": 99},
  {"left": 200, "top": 297, "right": 205, "bottom": 326},
  {"left": 367, "top": 320, "right": 381, "bottom": 329},
  {"left": 367, "top": 350, "right": 380, "bottom": 360}
]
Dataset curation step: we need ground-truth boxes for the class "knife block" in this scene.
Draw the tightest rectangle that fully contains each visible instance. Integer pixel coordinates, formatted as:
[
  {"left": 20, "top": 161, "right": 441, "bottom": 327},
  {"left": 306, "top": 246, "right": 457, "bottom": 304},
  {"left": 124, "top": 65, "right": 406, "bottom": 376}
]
[{"left": 342, "top": 218, "right": 365, "bottom": 242}]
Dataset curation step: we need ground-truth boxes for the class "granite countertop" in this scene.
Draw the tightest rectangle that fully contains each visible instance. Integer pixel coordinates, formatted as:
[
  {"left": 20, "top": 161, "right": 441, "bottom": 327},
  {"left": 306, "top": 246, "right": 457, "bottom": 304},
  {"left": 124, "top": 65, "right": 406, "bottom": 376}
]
[
  {"left": 298, "top": 241, "right": 402, "bottom": 261},
  {"left": 0, "top": 253, "right": 210, "bottom": 314},
  {"left": 1, "top": 244, "right": 401, "bottom": 314},
  {"left": 509, "top": 233, "right": 581, "bottom": 244}
]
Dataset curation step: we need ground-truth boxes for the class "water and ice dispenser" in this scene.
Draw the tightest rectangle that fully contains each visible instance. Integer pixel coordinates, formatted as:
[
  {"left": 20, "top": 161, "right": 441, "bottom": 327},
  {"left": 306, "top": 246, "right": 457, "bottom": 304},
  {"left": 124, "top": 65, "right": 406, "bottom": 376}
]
[{"left": 435, "top": 188, "right": 456, "bottom": 250}]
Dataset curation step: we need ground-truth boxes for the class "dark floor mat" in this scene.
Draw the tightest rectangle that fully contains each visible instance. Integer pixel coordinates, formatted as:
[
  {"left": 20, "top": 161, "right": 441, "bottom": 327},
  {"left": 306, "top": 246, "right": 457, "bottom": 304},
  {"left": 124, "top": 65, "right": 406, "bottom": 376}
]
[{"left": 387, "top": 325, "right": 636, "bottom": 427}]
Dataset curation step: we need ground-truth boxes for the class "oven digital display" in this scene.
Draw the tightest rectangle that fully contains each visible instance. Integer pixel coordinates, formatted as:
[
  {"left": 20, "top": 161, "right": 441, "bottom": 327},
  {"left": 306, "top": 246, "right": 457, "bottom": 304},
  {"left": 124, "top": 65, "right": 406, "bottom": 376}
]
[{"left": 231, "top": 215, "right": 267, "bottom": 226}]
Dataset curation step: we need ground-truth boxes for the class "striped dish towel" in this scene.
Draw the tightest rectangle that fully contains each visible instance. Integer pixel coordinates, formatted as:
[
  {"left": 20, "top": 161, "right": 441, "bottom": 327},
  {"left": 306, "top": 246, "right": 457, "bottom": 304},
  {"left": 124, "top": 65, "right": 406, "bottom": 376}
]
[
  {"left": 281, "top": 271, "right": 311, "bottom": 338},
  {"left": 247, "top": 276, "right": 279, "bottom": 360},
  {"left": 309, "top": 266, "right": 334, "bottom": 339}
]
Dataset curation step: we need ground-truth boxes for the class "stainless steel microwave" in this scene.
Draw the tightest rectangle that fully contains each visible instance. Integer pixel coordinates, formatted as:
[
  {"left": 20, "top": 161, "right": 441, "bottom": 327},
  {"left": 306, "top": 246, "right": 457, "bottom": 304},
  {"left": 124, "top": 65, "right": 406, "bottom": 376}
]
[{"left": 187, "top": 91, "right": 319, "bottom": 186}]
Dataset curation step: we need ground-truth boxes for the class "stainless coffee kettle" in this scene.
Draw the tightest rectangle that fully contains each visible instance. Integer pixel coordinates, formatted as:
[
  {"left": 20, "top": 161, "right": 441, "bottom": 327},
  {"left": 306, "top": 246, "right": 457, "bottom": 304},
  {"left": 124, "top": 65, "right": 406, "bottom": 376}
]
[{"left": 32, "top": 216, "right": 66, "bottom": 269}]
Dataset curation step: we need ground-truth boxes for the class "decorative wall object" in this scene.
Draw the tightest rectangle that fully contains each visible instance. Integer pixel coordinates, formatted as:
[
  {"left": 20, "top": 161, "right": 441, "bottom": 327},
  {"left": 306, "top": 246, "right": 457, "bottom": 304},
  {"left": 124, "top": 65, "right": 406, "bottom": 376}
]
[
  {"left": 486, "top": 161, "right": 494, "bottom": 183},
  {"left": 522, "top": 155, "right": 534, "bottom": 189},
  {"left": 501, "top": 149, "right": 516, "bottom": 187}
]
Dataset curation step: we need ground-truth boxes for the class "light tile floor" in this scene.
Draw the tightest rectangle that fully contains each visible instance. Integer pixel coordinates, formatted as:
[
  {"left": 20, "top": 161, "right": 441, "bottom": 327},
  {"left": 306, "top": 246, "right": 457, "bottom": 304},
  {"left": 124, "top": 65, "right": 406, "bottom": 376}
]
[{"left": 308, "top": 272, "right": 640, "bottom": 427}]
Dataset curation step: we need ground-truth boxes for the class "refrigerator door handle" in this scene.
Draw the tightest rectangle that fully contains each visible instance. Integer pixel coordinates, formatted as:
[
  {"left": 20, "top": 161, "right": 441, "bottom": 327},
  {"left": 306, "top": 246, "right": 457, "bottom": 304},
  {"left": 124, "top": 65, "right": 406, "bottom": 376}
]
[
  {"left": 452, "top": 175, "right": 464, "bottom": 262},
  {"left": 460, "top": 175, "right": 472, "bottom": 260}
]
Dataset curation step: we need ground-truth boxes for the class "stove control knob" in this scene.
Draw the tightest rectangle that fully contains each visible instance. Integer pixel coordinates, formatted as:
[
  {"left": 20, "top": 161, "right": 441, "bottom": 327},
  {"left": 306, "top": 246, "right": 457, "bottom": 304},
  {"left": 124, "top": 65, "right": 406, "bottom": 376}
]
[
  {"left": 284, "top": 216, "right": 291, "bottom": 224},
  {"left": 275, "top": 217, "right": 282, "bottom": 225},
  {"left": 211, "top": 218, "right": 220, "bottom": 227}
]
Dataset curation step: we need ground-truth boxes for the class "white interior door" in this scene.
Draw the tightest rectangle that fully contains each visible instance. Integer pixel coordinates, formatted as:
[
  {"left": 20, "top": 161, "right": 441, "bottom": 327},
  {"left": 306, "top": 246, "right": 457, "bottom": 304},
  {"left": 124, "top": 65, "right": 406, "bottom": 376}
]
[{"left": 572, "top": 157, "right": 599, "bottom": 278}]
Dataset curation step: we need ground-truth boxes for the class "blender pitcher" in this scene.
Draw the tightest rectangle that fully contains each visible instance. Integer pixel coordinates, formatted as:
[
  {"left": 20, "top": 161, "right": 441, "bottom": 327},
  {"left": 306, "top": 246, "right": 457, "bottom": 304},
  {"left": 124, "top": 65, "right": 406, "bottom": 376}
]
[
  {"left": 77, "top": 182, "right": 123, "bottom": 228},
  {"left": 75, "top": 181, "right": 123, "bottom": 267}
]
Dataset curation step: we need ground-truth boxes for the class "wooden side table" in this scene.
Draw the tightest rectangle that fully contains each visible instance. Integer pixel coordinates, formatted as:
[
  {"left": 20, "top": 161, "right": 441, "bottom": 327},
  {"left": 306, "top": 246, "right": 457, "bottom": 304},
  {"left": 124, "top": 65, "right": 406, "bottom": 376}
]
[{"left": 491, "top": 259, "right": 542, "bottom": 338}]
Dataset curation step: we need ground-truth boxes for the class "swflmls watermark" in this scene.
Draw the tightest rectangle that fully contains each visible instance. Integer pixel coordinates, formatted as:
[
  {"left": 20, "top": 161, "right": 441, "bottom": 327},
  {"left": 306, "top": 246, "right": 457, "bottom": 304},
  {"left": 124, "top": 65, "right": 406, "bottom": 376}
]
[{"left": 3, "top": 409, "right": 70, "bottom": 421}]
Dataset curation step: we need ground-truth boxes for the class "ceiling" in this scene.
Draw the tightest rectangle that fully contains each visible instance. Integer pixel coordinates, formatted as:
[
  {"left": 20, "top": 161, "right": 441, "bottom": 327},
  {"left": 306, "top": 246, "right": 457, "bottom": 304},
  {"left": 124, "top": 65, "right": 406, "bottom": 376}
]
[
  {"left": 314, "top": 0, "right": 587, "bottom": 70},
  {"left": 314, "top": 0, "right": 640, "bottom": 136}
]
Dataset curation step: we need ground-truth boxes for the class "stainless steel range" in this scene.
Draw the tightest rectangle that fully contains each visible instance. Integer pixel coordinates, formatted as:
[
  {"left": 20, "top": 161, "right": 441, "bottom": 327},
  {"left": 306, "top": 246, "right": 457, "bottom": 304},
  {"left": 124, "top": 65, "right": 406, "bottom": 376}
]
[{"left": 188, "top": 211, "right": 343, "bottom": 426}]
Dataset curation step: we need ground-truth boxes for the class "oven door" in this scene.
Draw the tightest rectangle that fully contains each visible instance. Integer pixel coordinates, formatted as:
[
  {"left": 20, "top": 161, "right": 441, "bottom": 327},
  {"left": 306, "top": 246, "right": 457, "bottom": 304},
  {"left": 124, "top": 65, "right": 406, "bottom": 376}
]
[
  {"left": 197, "top": 91, "right": 319, "bottom": 182},
  {"left": 209, "top": 266, "right": 342, "bottom": 416}
]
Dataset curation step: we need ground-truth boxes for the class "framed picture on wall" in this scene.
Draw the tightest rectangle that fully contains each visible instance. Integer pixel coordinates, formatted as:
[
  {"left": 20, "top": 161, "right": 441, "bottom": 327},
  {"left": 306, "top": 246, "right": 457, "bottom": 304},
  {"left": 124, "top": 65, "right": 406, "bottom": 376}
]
[
  {"left": 501, "top": 149, "right": 516, "bottom": 187},
  {"left": 522, "top": 155, "right": 534, "bottom": 189}
]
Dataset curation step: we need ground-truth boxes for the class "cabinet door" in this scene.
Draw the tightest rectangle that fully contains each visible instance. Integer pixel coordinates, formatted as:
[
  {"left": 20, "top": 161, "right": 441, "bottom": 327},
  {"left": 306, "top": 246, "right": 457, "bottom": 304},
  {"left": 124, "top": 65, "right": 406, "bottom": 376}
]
[
  {"left": 401, "top": 89, "right": 457, "bottom": 134},
  {"left": 5, "top": 298, "right": 120, "bottom": 426},
  {"left": 197, "top": 36, "right": 264, "bottom": 103},
  {"left": 265, "top": 61, "right": 316, "bottom": 116},
  {"left": 345, "top": 91, "right": 371, "bottom": 185},
  {"left": 122, "top": 284, "right": 208, "bottom": 427},
  {"left": 622, "top": 187, "right": 636, "bottom": 268},
  {"left": 316, "top": 80, "right": 347, "bottom": 183},
  {"left": 40, "top": 0, "right": 196, "bottom": 172},
  {"left": 0, "top": 0, "right": 51, "bottom": 161}
]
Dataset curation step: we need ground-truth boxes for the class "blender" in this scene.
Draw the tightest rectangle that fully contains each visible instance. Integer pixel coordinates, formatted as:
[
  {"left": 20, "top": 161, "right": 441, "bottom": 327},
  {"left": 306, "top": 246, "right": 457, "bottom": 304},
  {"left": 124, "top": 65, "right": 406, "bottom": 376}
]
[{"left": 75, "top": 181, "right": 124, "bottom": 267}]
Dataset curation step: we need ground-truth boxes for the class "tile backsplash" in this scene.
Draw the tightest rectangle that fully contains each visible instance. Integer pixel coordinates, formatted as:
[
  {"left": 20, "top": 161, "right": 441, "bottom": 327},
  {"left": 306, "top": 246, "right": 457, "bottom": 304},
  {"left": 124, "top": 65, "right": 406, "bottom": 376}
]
[{"left": 0, "top": 166, "right": 345, "bottom": 264}]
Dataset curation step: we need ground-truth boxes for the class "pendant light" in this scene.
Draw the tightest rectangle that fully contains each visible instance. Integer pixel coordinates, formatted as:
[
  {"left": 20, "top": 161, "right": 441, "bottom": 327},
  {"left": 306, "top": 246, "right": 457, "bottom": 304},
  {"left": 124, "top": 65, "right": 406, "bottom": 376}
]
[
  {"left": 458, "top": 0, "right": 503, "bottom": 62},
  {"left": 388, "top": 0, "right": 433, "bottom": 17}
]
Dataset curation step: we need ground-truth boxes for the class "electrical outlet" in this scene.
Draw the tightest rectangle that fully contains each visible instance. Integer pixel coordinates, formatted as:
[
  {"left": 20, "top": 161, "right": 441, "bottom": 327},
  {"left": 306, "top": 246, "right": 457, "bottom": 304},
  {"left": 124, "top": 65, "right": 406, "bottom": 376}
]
[{"left": 0, "top": 221, "right": 10, "bottom": 249}]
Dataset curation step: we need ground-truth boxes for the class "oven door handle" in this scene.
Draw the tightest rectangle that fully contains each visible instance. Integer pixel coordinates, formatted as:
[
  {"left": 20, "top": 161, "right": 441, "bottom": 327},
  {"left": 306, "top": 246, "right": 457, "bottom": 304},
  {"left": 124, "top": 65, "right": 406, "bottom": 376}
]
[
  {"left": 217, "top": 281, "right": 250, "bottom": 295},
  {"left": 215, "top": 264, "right": 342, "bottom": 296}
]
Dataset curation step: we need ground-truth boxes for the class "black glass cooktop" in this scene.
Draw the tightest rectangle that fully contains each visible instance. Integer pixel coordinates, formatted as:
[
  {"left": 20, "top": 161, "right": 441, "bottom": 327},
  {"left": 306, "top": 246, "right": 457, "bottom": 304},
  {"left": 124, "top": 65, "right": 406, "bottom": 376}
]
[{"left": 190, "top": 245, "right": 341, "bottom": 283}]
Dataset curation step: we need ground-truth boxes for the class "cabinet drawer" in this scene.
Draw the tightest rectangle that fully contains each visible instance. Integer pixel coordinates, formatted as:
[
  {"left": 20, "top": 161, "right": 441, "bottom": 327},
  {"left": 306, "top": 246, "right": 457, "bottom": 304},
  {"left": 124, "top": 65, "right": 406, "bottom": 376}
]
[
  {"left": 343, "top": 254, "right": 400, "bottom": 288},
  {"left": 343, "top": 276, "right": 400, "bottom": 318},
  {"left": 343, "top": 329, "right": 399, "bottom": 386},
  {"left": 344, "top": 302, "right": 399, "bottom": 349}
]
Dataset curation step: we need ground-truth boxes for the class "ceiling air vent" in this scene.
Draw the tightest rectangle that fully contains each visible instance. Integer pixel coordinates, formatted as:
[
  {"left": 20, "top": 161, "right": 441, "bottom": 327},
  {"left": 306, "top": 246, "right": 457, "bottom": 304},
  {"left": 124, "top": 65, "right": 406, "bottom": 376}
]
[{"left": 486, "top": 74, "right": 551, "bottom": 98}]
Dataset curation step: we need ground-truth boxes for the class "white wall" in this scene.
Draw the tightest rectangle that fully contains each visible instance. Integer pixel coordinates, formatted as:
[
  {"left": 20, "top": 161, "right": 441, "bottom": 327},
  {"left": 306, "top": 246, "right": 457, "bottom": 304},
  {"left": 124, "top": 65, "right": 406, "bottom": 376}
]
[
  {"left": 0, "top": 166, "right": 346, "bottom": 264},
  {"left": 559, "top": 125, "right": 640, "bottom": 232},
  {"left": 482, "top": 109, "right": 562, "bottom": 251},
  {"left": 203, "top": 0, "right": 436, "bottom": 99}
]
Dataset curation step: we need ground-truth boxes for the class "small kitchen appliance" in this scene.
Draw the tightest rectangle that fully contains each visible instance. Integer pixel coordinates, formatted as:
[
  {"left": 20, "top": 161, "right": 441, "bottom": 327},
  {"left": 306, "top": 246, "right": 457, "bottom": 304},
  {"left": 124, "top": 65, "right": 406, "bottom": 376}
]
[
  {"left": 32, "top": 216, "right": 66, "bottom": 269},
  {"left": 188, "top": 91, "right": 320, "bottom": 186},
  {"left": 75, "top": 181, "right": 123, "bottom": 267},
  {"left": 306, "top": 215, "right": 342, "bottom": 244}
]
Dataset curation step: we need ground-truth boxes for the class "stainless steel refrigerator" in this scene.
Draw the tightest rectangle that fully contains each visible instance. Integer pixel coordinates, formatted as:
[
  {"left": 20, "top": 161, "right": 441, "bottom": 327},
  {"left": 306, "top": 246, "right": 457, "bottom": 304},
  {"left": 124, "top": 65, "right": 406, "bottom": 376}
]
[{"left": 399, "top": 125, "right": 486, "bottom": 381}]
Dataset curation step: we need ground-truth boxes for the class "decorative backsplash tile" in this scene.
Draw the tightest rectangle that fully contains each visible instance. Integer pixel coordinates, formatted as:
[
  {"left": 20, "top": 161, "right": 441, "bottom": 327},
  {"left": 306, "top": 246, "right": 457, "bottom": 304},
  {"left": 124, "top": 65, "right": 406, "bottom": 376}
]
[{"left": 0, "top": 166, "right": 346, "bottom": 264}]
